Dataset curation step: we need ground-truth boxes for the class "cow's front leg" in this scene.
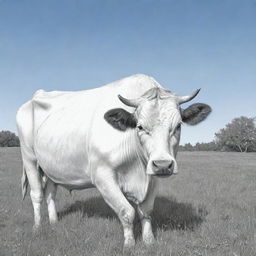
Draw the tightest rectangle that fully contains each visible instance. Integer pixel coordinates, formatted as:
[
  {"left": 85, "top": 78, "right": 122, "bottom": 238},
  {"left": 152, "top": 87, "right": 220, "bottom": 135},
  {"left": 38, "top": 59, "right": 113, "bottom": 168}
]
[
  {"left": 94, "top": 168, "right": 135, "bottom": 248},
  {"left": 137, "top": 207, "right": 155, "bottom": 245},
  {"left": 137, "top": 178, "right": 158, "bottom": 245}
]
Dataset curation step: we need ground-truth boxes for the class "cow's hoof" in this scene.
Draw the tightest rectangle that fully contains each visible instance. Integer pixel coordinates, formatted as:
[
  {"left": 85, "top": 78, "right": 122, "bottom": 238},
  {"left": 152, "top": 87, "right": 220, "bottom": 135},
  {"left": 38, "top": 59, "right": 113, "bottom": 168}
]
[
  {"left": 49, "top": 219, "right": 58, "bottom": 225},
  {"left": 32, "top": 225, "right": 40, "bottom": 233},
  {"left": 124, "top": 237, "right": 135, "bottom": 249},
  {"left": 143, "top": 235, "right": 155, "bottom": 245},
  {"left": 123, "top": 242, "right": 135, "bottom": 254}
]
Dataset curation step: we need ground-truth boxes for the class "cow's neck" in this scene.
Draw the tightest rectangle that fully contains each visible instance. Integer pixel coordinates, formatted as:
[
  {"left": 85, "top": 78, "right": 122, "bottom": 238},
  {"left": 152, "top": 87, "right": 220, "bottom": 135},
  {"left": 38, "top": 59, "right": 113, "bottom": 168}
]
[{"left": 116, "top": 129, "right": 152, "bottom": 204}]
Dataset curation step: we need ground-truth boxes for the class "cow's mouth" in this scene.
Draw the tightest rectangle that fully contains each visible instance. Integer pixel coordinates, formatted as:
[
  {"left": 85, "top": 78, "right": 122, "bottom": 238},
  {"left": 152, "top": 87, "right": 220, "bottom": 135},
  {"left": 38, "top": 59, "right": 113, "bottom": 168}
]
[
  {"left": 153, "top": 173, "right": 172, "bottom": 178},
  {"left": 152, "top": 168, "right": 174, "bottom": 178}
]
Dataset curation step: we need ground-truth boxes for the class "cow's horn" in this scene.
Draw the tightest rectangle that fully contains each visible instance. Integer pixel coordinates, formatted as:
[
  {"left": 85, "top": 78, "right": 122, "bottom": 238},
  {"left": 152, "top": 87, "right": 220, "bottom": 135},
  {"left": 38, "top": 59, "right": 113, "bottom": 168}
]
[
  {"left": 177, "top": 89, "right": 201, "bottom": 104},
  {"left": 118, "top": 94, "right": 140, "bottom": 108}
]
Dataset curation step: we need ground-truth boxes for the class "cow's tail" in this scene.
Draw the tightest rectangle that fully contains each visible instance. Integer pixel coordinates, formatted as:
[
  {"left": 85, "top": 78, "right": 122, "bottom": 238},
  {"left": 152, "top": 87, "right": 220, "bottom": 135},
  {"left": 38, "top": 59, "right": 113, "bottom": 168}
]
[{"left": 21, "top": 165, "right": 28, "bottom": 200}]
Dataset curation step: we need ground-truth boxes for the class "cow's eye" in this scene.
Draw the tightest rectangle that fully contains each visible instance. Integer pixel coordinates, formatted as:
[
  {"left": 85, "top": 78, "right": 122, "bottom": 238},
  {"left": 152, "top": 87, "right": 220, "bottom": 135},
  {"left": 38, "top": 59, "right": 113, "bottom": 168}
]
[
  {"left": 137, "top": 125, "right": 144, "bottom": 131},
  {"left": 172, "top": 123, "right": 181, "bottom": 135},
  {"left": 176, "top": 123, "right": 181, "bottom": 130}
]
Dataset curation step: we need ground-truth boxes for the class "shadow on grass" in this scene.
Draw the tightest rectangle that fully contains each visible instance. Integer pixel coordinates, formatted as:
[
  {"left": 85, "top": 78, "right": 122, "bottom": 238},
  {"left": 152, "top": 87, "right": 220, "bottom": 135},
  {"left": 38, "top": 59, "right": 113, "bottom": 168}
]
[
  {"left": 58, "top": 196, "right": 208, "bottom": 233},
  {"left": 152, "top": 197, "right": 208, "bottom": 231}
]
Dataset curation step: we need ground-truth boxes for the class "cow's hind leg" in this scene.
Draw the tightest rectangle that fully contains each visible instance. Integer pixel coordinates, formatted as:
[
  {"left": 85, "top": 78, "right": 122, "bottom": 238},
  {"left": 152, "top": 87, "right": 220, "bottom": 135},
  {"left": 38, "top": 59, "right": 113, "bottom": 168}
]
[
  {"left": 94, "top": 168, "right": 135, "bottom": 248},
  {"left": 22, "top": 154, "right": 43, "bottom": 230},
  {"left": 44, "top": 178, "right": 58, "bottom": 224}
]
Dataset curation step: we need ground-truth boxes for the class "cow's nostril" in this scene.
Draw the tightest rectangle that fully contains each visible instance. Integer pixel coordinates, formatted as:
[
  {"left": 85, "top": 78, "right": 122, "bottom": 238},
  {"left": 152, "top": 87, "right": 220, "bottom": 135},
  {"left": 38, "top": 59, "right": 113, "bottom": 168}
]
[
  {"left": 152, "top": 159, "right": 173, "bottom": 169},
  {"left": 152, "top": 161, "right": 158, "bottom": 168},
  {"left": 168, "top": 162, "right": 173, "bottom": 169}
]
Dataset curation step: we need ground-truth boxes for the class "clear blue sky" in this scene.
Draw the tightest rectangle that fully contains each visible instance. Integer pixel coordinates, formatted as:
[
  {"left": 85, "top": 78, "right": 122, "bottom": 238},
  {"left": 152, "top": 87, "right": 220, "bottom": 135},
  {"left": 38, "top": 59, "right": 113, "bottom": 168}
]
[{"left": 0, "top": 0, "right": 255, "bottom": 145}]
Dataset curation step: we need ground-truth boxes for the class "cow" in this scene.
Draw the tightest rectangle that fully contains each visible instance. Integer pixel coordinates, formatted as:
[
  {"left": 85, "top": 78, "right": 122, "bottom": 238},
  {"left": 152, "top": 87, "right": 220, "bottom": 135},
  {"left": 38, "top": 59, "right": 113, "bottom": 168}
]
[{"left": 16, "top": 74, "right": 211, "bottom": 248}]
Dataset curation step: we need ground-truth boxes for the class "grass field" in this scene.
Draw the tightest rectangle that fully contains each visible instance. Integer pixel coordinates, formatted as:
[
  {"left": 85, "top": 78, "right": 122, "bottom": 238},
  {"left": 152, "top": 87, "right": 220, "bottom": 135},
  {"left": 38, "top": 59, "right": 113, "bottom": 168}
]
[{"left": 0, "top": 147, "right": 255, "bottom": 256}]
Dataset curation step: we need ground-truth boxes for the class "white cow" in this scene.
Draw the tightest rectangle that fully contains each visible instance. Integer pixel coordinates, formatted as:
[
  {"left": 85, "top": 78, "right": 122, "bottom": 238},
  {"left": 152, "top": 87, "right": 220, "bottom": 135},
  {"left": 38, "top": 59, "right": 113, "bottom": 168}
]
[{"left": 16, "top": 74, "right": 211, "bottom": 247}]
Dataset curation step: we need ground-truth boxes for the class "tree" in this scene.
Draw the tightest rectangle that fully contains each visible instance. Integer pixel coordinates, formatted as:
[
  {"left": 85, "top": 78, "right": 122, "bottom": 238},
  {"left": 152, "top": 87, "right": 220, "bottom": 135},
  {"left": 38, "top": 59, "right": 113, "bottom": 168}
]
[
  {"left": 215, "top": 116, "right": 256, "bottom": 152},
  {"left": 0, "top": 130, "right": 20, "bottom": 147}
]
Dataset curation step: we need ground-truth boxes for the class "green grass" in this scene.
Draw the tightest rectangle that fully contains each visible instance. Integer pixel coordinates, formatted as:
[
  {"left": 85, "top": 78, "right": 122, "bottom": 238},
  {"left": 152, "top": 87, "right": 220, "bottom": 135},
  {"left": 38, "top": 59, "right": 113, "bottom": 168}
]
[{"left": 0, "top": 148, "right": 256, "bottom": 256}]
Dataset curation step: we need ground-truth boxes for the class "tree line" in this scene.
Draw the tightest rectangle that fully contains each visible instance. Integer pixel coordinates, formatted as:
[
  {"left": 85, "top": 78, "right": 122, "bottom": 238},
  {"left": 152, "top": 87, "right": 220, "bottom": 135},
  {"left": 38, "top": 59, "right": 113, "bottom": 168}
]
[{"left": 1, "top": 116, "right": 256, "bottom": 152}]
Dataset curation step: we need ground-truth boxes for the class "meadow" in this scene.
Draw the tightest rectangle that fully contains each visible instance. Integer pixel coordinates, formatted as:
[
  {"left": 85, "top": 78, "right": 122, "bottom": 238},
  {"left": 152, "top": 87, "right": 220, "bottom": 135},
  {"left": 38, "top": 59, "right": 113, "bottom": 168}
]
[{"left": 0, "top": 147, "right": 255, "bottom": 256}]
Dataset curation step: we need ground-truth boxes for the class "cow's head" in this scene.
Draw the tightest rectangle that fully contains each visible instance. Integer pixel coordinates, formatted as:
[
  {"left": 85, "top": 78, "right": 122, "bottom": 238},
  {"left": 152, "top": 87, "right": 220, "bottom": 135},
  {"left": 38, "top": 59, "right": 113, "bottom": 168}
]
[{"left": 104, "top": 88, "right": 211, "bottom": 177}]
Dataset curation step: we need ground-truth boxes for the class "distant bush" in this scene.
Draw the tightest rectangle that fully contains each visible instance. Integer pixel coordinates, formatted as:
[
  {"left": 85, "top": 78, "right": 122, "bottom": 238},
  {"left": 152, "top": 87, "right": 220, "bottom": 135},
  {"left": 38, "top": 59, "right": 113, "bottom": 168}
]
[
  {"left": 179, "top": 141, "right": 219, "bottom": 152},
  {"left": 179, "top": 143, "right": 194, "bottom": 151},
  {"left": 0, "top": 131, "right": 20, "bottom": 147}
]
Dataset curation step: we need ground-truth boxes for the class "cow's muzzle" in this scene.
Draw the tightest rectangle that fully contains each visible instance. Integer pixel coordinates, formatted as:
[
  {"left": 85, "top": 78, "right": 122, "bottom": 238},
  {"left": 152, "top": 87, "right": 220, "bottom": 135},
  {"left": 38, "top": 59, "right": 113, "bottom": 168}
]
[{"left": 151, "top": 159, "right": 176, "bottom": 177}]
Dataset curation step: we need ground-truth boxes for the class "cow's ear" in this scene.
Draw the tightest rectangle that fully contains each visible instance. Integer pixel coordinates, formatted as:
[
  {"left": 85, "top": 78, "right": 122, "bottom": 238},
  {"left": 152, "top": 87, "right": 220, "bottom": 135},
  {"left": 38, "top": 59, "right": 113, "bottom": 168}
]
[
  {"left": 181, "top": 103, "right": 211, "bottom": 125},
  {"left": 104, "top": 108, "right": 137, "bottom": 131}
]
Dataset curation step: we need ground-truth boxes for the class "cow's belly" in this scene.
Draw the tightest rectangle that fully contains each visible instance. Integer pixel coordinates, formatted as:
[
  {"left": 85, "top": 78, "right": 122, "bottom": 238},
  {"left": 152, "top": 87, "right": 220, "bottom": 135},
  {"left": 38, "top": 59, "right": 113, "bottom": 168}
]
[
  {"left": 34, "top": 143, "right": 91, "bottom": 187},
  {"left": 36, "top": 149, "right": 92, "bottom": 188},
  {"left": 41, "top": 163, "right": 92, "bottom": 189}
]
